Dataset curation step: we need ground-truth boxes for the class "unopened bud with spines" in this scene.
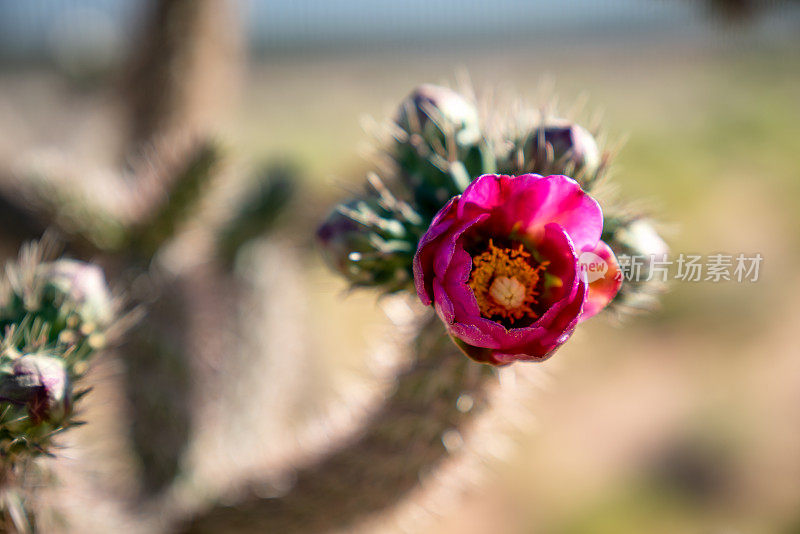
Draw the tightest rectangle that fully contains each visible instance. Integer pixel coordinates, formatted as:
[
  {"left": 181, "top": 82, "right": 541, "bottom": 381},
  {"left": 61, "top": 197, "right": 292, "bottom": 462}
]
[
  {"left": 0, "top": 354, "right": 70, "bottom": 425},
  {"left": 603, "top": 215, "right": 669, "bottom": 313},
  {"left": 500, "top": 117, "right": 603, "bottom": 189},
  {"left": 1, "top": 257, "right": 113, "bottom": 355},
  {"left": 42, "top": 259, "right": 113, "bottom": 328},
  {"left": 317, "top": 182, "right": 424, "bottom": 293},
  {"left": 395, "top": 84, "right": 481, "bottom": 149},
  {"left": 392, "top": 84, "right": 489, "bottom": 218}
]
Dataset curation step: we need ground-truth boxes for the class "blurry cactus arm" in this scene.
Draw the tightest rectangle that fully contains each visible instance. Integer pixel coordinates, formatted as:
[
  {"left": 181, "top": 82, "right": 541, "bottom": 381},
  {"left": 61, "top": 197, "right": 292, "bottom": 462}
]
[
  {"left": 0, "top": 111, "right": 221, "bottom": 261},
  {"left": 0, "top": 179, "right": 49, "bottom": 248},
  {"left": 215, "top": 162, "right": 297, "bottom": 266},
  {"left": 121, "top": 0, "right": 241, "bottom": 153},
  {"left": 111, "top": 140, "right": 224, "bottom": 493},
  {"left": 0, "top": 165, "right": 127, "bottom": 255},
  {"left": 125, "top": 140, "right": 220, "bottom": 259},
  {"left": 180, "top": 315, "right": 495, "bottom": 534},
  {"left": 121, "top": 277, "right": 194, "bottom": 495}
]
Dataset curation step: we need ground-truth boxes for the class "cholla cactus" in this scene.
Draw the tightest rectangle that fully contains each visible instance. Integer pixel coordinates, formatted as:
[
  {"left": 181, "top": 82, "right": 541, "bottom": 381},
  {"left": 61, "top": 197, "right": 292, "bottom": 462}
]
[
  {"left": 317, "top": 84, "right": 484, "bottom": 289},
  {"left": 0, "top": 241, "right": 118, "bottom": 532},
  {"left": 0, "top": 74, "right": 667, "bottom": 533},
  {"left": 0, "top": 0, "right": 669, "bottom": 529},
  {"left": 307, "top": 82, "right": 669, "bottom": 531}
]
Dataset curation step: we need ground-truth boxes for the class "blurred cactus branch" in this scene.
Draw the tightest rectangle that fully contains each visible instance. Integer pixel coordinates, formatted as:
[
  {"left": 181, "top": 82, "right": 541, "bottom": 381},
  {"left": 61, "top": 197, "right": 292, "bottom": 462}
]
[
  {"left": 103, "top": 0, "right": 242, "bottom": 502},
  {"left": 0, "top": 170, "right": 128, "bottom": 258},
  {"left": 0, "top": 180, "right": 49, "bottom": 251},
  {"left": 121, "top": 0, "right": 241, "bottom": 155},
  {"left": 113, "top": 138, "right": 224, "bottom": 495},
  {"left": 0, "top": 139, "right": 223, "bottom": 262},
  {"left": 124, "top": 0, "right": 200, "bottom": 144},
  {"left": 215, "top": 162, "right": 297, "bottom": 266},
  {"left": 126, "top": 139, "right": 220, "bottom": 259},
  {"left": 122, "top": 275, "right": 192, "bottom": 495},
  {"left": 702, "top": 0, "right": 774, "bottom": 23},
  {"left": 180, "top": 315, "right": 494, "bottom": 534}
]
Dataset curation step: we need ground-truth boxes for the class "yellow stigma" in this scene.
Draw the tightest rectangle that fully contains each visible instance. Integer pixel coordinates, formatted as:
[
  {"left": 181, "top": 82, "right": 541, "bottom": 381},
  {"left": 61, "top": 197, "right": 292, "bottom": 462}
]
[{"left": 468, "top": 240, "right": 548, "bottom": 324}]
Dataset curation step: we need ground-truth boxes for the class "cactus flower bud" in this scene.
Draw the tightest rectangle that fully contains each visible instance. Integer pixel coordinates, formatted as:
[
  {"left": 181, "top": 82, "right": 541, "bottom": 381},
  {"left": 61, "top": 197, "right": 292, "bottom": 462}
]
[
  {"left": 602, "top": 216, "right": 669, "bottom": 312},
  {"left": 317, "top": 199, "right": 416, "bottom": 292},
  {"left": 396, "top": 84, "right": 481, "bottom": 147},
  {"left": 525, "top": 118, "right": 600, "bottom": 178},
  {"left": 612, "top": 218, "right": 669, "bottom": 258},
  {"left": 0, "top": 354, "right": 70, "bottom": 424},
  {"left": 42, "top": 259, "right": 113, "bottom": 327},
  {"left": 317, "top": 208, "right": 374, "bottom": 284}
]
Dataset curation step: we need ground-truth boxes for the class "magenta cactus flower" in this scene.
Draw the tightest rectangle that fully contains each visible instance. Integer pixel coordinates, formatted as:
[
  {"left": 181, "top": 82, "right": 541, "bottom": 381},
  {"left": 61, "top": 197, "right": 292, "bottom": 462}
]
[{"left": 413, "top": 173, "right": 621, "bottom": 365}]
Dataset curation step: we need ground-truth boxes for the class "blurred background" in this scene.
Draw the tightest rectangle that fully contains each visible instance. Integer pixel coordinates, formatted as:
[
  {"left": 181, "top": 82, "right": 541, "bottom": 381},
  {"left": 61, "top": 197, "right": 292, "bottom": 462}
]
[{"left": 1, "top": 1, "right": 799, "bottom": 533}]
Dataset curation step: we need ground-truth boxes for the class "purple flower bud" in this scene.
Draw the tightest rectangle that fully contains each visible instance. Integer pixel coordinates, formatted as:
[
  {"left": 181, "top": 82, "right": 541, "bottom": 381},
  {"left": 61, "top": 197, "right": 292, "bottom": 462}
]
[
  {"left": 396, "top": 84, "right": 480, "bottom": 147},
  {"left": 43, "top": 259, "right": 113, "bottom": 326},
  {"left": 1, "top": 355, "right": 70, "bottom": 424},
  {"left": 316, "top": 209, "right": 368, "bottom": 276},
  {"left": 525, "top": 118, "right": 600, "bottom": 176},
  {"left": 317, "top": 200, "right": 414, "bottom": 290}
]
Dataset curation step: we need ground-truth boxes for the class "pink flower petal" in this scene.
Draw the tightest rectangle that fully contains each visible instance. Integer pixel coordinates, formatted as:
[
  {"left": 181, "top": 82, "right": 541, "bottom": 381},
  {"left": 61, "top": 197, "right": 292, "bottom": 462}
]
[
  {"left": 460, "top": 174, "right": 603, "bottom": 251},
  {"left": 493, "top": 280, "right": 587, "bottom": 364},
  {"left": 413, "top": 197, "right": 459, "bottom": 305},
  {"left": 579, "top": 240, "right": 622, "bottom": 320}
]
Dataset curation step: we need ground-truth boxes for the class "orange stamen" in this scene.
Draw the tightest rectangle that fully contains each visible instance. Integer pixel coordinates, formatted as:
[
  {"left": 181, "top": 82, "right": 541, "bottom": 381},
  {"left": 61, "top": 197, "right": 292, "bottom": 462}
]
[{"left": 468, "top": 240, "right": 548, "bottom": 324}]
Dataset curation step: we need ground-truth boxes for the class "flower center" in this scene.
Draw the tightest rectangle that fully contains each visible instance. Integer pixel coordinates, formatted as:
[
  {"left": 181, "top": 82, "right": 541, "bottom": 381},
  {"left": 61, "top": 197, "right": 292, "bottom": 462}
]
[
  {"left": 488, "top": 276, "right": 527, "bottom": 309},
  {"left": 468, "top": 240, "right": 548, "bottom": 324}
]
